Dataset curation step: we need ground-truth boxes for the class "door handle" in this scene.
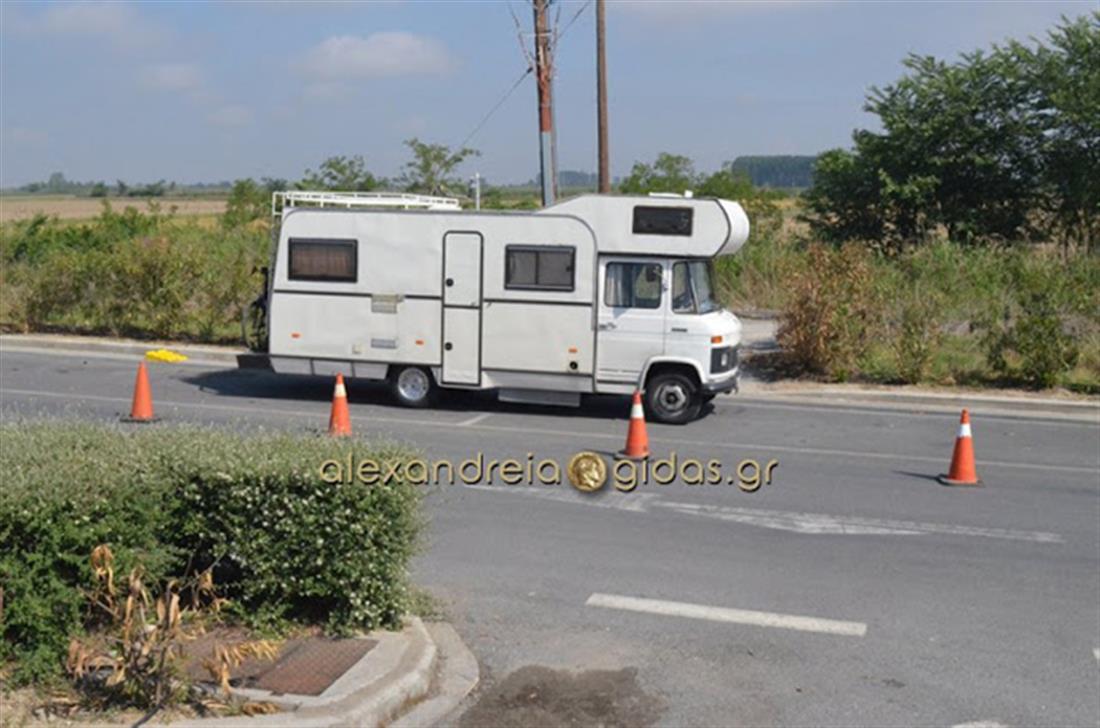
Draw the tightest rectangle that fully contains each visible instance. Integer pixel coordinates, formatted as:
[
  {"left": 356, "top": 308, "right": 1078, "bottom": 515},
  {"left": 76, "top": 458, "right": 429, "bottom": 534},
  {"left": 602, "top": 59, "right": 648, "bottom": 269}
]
[
  {"left": 445, "top": 278, "right": 455, "bottom": 287},
  {"left": 670, "top": 327, "right": 688, "bottom": 333},
  {"left": 598, "top": 322, "right": 617, "bottom": 331},
  {"left": 445, "top": 342, "right": 454, "bottom": 351}
]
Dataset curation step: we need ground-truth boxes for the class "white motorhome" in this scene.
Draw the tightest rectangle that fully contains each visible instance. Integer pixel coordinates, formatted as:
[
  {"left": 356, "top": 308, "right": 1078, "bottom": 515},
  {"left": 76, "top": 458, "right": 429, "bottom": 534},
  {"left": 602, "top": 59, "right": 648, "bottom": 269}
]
[{"left": 251, "top": 191, "right": 749, "bottom": 423}]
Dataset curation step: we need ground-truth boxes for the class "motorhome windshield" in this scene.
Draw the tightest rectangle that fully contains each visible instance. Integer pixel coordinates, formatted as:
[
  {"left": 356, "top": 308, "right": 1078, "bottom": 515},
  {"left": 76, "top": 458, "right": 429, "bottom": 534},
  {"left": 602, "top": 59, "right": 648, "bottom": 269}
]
[{"left": 672, "top": 260, "right": 720, "bottom": 314}]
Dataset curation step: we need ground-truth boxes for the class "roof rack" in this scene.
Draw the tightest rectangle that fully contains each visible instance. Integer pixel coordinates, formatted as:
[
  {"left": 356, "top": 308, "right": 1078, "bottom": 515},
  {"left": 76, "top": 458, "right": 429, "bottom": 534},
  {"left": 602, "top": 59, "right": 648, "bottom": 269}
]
[{"left": 272, "top": 190, "right": 462, "bottom": 220}]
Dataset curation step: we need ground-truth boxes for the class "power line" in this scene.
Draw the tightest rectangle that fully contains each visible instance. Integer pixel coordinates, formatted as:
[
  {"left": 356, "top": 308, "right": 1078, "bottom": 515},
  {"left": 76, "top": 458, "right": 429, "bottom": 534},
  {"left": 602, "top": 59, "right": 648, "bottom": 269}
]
[
  {"left": 457, "top": 67, "right": 534, "bottom": 150},
  {"left": 554, "top": 0, "right": 592, "bottom": 50}
]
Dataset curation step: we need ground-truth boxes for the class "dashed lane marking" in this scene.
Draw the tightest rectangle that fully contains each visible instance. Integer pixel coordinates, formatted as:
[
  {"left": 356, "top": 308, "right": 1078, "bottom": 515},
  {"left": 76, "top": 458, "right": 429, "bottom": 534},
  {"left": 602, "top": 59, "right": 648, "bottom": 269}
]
[
  {"left": 585, "top": 593, "right": 867, "bottom": 637},
  {"left": 459, "top": 484, "right": 1064, "bottom": 543},
  {"left": 654, "top": 502, "right": 1065, "bottom": 543},
  {"left": 457, "top": 412, "right": 493, "bottom": 427}
]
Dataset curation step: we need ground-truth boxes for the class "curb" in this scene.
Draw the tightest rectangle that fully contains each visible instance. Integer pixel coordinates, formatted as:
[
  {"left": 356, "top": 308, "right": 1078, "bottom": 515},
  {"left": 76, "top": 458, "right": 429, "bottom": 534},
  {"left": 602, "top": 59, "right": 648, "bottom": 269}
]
[
  {"left": 733, "top": 382, "right": 1098, "bottom": 420},
  {"left": 391, "top": 622, "right": 480, "bottom": 728},
  {"left": 0, "top": 333, "right": 244, "bottom": 366},
  {"left": 55, "top": 618, "right": 460, "bottom": 728},
  {"left": 171, "top": 617, "right": 438, "bottom": 728}
]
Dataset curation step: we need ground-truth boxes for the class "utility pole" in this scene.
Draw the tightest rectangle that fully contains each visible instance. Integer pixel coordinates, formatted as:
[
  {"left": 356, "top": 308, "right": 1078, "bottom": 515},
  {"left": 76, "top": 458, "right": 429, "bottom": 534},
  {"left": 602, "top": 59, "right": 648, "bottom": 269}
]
[
  {"left": 533, "top": 0, "right": 557, "bottom": 206},
  {"left": 596, "top": 0, "right": 610, "bottom": 194}
]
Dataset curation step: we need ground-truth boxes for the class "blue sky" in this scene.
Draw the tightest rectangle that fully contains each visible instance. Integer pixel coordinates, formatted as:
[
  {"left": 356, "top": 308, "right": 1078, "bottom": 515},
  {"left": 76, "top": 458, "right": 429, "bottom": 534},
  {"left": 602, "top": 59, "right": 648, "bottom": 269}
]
[{"left": 0, "top": 0, "right": 1091, "bottom": 187}]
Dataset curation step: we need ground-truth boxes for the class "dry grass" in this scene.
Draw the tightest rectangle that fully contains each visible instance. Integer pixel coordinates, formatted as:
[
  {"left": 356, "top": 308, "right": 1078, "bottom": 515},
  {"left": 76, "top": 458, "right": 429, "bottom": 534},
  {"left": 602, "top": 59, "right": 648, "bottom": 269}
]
[{"left": 0, "top": 196, "right": 226, "bottom": 223}]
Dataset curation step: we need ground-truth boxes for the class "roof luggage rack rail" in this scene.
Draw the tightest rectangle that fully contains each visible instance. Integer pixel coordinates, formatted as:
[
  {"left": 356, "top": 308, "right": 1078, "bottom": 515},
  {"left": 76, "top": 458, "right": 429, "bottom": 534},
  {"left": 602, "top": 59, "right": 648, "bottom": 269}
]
[{"left": 272, "top": 190, "right": 462, "bottom": 220}]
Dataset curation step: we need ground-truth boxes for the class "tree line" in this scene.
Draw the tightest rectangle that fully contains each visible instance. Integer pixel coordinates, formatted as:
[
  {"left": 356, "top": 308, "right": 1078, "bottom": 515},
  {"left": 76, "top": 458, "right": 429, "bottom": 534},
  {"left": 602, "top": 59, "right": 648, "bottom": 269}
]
[
  {"left": 804, "top": 13, "right": 1098, "bottom": 252},
  {"left": 222, "top": 138, "right": 478, "bottom": 227}
]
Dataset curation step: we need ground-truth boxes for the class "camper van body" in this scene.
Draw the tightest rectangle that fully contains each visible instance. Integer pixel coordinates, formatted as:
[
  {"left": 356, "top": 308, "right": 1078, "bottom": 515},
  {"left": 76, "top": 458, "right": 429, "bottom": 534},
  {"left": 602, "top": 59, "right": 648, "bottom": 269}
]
[{"left": 262, "top": 193, "right": 750, "bottom": 423}]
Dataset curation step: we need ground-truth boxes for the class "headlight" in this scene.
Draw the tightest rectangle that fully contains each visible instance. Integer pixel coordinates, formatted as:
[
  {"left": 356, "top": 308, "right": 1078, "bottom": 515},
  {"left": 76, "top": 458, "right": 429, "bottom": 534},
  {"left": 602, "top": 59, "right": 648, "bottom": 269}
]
[{"left": 710, "top": 345, "right": 739, "bottom": 374}]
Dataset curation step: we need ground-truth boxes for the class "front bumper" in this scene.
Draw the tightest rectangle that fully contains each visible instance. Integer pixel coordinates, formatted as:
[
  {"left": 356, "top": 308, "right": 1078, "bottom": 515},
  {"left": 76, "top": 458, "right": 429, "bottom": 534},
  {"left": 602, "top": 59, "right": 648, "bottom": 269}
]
[{"left": 703, "top": 366, "right": 740, "bottom": 395}]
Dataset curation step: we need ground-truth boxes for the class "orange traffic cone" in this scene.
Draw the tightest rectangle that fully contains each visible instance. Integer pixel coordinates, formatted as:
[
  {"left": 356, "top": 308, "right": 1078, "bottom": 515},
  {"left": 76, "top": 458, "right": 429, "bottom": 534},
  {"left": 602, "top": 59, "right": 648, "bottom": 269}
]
[
  {"left": 122, "top": 361, "right": 157, "bottom": 423},
  {"left": 617, "top": 391, "right": 650, "bottom": 460},
  {"left": 328, "top": 373, "right": 352, "bottom": 436},
  {"left": 938, "top": 409, "right": 981, "bottom": 486}
]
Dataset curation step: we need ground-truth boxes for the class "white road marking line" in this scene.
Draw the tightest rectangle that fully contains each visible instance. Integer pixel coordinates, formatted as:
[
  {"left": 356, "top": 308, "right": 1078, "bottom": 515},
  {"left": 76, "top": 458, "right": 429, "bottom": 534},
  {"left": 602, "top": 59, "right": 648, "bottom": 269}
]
[
  {"left": 585, "top": 593, "right": 867, "bottom": 637},
  {"left": 0, "top": 388, "right": 451, "bottom": 429},
  {"left": 461, "top": 485, "right": 1064, "bottom": 544},
  {"left": 464, "top": 484, "right": 659, "bottom": 512},
  {"left": 3, "top": 387, "right": 1097, "bottom": 475},
  {"left": 1094, "top": 647, "right": 1100, "bottom": 662},
  {"left": 952, "top": 722, "right": 1010, "bottom": 728},
  {"left": 457, "top": 412, "right": 493, "bottom": 427},
  {"left": 655, "top": 502, "right": 1065, "bottom": 543}
]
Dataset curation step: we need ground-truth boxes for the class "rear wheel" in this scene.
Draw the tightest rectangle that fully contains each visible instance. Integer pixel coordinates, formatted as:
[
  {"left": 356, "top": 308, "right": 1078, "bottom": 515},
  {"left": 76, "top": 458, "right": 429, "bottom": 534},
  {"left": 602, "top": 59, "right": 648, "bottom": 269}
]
[
  {"left": 645, "top": 371, "right": 702, "bottom": 424},
  {"left": 390, "top": 366, "right": 436, "bottom": 408}
]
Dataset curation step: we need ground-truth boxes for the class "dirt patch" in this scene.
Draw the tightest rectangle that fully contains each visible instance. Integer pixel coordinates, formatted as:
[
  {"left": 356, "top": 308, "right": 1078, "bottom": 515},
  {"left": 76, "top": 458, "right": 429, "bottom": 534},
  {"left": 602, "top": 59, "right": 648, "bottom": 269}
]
[{"left": 458, "top": 665, "right": 664, "bottom": 728}]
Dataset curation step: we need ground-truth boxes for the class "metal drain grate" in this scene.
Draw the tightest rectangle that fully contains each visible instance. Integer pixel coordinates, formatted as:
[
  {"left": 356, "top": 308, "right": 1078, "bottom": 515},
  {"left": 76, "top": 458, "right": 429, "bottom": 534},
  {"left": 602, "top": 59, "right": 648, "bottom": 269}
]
[{"left": 251, "top": 638, "right": 376, "bottom": 696}]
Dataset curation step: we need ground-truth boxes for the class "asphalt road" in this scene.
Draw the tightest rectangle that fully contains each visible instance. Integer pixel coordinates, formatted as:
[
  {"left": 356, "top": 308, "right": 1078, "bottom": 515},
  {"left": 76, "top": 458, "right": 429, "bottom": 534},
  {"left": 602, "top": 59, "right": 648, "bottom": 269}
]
[{"left": 2, "top": 348, "right": 1098, "bottom": 727}]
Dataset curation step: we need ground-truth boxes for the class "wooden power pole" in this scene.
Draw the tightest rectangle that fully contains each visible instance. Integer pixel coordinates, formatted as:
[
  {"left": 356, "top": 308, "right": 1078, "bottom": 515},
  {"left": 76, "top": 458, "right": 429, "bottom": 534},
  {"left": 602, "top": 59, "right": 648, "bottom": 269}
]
[
  {"left": 596, "top": 0, "right": 610, "bottom": 193},
  {"left": 533, "top": 0, "right": 557, "bottom": 206}
]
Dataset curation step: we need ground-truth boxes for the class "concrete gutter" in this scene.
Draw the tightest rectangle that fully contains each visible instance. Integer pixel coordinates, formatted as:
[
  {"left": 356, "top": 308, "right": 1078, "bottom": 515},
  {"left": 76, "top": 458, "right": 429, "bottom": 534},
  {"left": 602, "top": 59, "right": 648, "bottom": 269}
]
[
  {"left": 391, "top": 622, "right": 480, "bottom": 728},
  {"left": 735, "top": 381, "right": 1098, "bottom": 421},
  {"left": 1, "top": 333, "right": 245, "bottom": 366}
]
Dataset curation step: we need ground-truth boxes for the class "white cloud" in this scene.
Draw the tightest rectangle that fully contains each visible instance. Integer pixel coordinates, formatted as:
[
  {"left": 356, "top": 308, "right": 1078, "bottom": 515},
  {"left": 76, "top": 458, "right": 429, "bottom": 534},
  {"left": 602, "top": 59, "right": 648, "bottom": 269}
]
[
  {"left": 207, "top": 105, "right": 253, "bottom": 127},
  {"left": 140, "top": 64, "right": 203, "bottom": 92},
  {"left": 299, "top": 32, "right": 457, "bottom": 81},
  {"left": 30, "top": 2, "right": 163, "bottom": 48}
]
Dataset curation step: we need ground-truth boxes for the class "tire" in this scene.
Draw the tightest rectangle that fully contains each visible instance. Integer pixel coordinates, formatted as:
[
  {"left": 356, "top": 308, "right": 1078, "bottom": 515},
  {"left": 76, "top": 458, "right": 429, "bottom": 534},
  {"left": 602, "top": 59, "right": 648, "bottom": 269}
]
[
  {"left": 390, "top": 366, "right": 437, "bottom": 408},
  {"left": 645, "top": 371, "right": 702, "bottom": 424}
]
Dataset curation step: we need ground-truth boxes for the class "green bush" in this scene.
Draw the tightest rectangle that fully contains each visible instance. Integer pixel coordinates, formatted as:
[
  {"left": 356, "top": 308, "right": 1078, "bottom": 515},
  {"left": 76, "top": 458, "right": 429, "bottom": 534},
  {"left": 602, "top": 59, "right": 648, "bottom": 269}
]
[
  {"left": 890, "top": 287, "right": 944, "bottom": 384},
  {"left": 777, "top": 243, "right": 882, "bottom": 379},
  {"left": 0, "top": 205, "right": 269, "bottom": 342},
  {"left": 0, "top": 423, "right": 422, "bottom": 685},
  {"left": 981, "top": 259, "right": 1088, "bottom": 387},
  {"left": 765, "top": 234, "right": 1099, "bottom": 389}
]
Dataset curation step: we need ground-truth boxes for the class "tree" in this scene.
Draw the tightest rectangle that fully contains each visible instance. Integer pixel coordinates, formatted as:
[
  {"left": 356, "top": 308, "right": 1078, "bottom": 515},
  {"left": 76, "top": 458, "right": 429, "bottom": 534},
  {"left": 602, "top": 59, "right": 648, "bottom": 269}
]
[
  {"left": 89, "top": 182, "right": 109, "bottom": 198},
  {"left": 222, "top": 179, "right": 268, "bottom": 228},
  {"left": 804, "top": 13, "right": 1099, "bottom": 250},
  {"left": 399, "top": 138, "right": 479, "bottom": 197},
  {"left": 1009, "top": 13, "right": 1100, "bottom": 251},
  {"left": 299, "top": 155, "right": 377, "bottom": 191},
  {"left": 46, "top": 172, "right": 67, "bottom": 193},
  {"left": 730, "top": 156, "right": 817, "bottom": 189},
  {"left": 619, "top": 153, "right": 696, "bottom": 194}
]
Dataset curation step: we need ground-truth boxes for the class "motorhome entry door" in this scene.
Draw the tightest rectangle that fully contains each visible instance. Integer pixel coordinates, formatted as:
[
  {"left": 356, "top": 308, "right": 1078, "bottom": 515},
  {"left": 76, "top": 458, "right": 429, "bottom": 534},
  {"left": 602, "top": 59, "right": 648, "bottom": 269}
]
[{"left": 441, "top": 232, "right": 483, "bottom": 385}]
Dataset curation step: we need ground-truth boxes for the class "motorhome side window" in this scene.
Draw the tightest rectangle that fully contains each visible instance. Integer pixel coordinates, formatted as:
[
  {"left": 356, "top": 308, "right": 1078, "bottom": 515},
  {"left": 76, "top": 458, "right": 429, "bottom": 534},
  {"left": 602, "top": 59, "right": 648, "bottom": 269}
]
[
  {"left": 605, "top": 262, "right": 662, "bottom": 309},
  {"left": 288, "top": 238, "right": 357, "bottom": 282},
  {"left": 505, "top": 246, "right": 575, "bottom": 291}
]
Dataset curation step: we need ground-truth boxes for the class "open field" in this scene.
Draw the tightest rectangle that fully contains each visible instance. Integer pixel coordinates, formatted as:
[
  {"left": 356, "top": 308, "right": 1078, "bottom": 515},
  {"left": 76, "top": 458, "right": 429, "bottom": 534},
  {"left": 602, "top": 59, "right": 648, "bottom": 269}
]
[{"left": 0, "top": 195, "right": 226, "bottom": 223}]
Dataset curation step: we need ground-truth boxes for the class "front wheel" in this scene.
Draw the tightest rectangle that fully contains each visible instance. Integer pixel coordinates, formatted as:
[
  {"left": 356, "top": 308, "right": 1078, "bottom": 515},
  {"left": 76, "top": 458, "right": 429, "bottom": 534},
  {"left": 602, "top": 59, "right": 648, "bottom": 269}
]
[
  {"left": 390, "top": 366, "right": 437, "bottom": 408},
  {"left": 645, "top": 372, "right": 702, "bottom": 424}
]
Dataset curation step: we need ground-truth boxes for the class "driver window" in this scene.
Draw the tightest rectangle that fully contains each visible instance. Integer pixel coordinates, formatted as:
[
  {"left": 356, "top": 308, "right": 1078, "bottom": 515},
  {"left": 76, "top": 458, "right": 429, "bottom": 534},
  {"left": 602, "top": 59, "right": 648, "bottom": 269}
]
[
  {"left": 672, "top": 262, "right": 694, "bottom": 313},
  {"left": 605, "top": 262, "right": 663, "bottom": 309}
]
